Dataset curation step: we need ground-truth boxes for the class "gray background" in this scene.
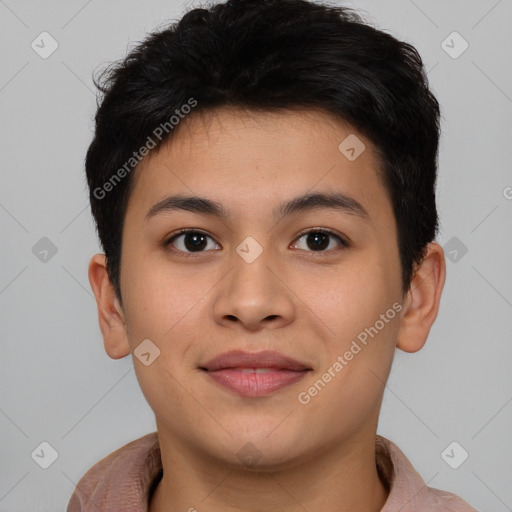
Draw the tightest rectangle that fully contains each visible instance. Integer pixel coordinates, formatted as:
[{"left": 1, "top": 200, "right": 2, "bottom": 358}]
[{"left": 1, "top": 0, "right": 511, "bottom": 510}]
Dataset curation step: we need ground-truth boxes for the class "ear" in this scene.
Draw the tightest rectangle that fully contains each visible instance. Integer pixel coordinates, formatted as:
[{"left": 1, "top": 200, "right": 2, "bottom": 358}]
[
  {"left": 396, "top": 242, "right": 446, "bottom": 353},
  {"left": 88, "top": 253, "right": 131, "bottom": 359}
]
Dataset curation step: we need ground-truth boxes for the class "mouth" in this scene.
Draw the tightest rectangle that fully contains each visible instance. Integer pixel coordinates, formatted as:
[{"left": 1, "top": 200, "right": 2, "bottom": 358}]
[{"left": 200, "top": 350, "right": 312, "bottom": 397}]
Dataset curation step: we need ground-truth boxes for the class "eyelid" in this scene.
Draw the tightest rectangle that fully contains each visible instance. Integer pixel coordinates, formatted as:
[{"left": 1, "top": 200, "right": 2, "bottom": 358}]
[
  {"left": 167, "top": 227, "right": 212, "bottom": 240},
  {"left": 294, "top": 227, "right": 350, "bottom": 248}
]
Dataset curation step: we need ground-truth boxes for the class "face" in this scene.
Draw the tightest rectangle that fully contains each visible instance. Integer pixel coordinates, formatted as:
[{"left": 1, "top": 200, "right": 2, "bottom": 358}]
[{"left": 116, "top": 107, "right": 405, "bottom": 469}]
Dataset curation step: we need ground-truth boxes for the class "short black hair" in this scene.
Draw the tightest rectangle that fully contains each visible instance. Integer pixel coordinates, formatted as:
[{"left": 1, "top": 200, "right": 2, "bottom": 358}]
[{"left": 86, "top": 0, "right": 441, "bottom": 305}]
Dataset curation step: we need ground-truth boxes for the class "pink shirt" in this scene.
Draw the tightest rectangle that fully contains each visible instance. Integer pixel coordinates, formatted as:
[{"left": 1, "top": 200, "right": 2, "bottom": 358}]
[{"left": 66, "top": 432, "right": 478, "bottom": 511}]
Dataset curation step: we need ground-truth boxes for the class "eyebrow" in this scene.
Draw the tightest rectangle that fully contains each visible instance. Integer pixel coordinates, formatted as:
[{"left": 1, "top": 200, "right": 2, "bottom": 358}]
[{"left": 145, "top": 191, "right": 370, "bottom": 223}]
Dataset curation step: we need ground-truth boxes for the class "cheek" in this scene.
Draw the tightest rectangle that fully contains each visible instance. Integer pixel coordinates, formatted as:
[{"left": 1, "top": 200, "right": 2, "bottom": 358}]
[
  {"left": 120, "top": 256, "right": 214, "bottom": 390},
  {"left": 122, "top": 263, "right": 205, "bottom": 415},
  {"left": 121, "top": 254, "right": 199, "bottom": 338},
  {"left": 296, "top": 306, "right": 400, "bottom": 434},
  {"left": 302, "top": 251, "right": 399, "bottom": 342},
  {"left": 297, "top": 250, "right": 401, "bottom": 403}
]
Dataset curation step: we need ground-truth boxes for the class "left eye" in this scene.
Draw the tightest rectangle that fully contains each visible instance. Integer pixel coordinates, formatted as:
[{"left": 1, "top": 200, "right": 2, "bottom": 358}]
[{"left": 292, "top": 229, "right": 348, "bottom": 252}]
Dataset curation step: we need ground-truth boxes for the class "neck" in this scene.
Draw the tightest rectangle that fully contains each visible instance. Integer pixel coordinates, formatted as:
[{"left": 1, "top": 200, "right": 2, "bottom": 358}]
[{"left": 149, "top": 429, "right": 389, "bottom": 512}]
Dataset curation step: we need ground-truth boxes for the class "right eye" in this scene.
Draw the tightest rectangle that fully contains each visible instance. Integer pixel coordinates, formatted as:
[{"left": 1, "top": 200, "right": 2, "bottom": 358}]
[{"left": 164, "top": 229, "right": 221, "bottom": 256}]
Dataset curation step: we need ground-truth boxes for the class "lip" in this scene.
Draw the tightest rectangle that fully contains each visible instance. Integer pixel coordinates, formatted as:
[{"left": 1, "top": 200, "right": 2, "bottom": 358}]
[
  {"left": 200, "top": 350, "right": 312, "bottom": 397},
  {"left": 201, "top": 350, "right": 312, "bottom": 372}
]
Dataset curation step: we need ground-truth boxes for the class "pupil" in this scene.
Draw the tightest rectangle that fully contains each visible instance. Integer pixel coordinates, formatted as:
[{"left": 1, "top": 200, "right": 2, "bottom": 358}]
[
  {"left": 185, "top": 233, "right": 207, "bottom": 251},
  {"left": 308, "top": 232, "right": 329, "bottom": 251}
]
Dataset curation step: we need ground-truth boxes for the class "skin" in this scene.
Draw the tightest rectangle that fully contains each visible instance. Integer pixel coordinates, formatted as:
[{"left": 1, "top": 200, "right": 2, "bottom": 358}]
[{"left": 88, "top": 106, "right": 446, "bottom": 512}]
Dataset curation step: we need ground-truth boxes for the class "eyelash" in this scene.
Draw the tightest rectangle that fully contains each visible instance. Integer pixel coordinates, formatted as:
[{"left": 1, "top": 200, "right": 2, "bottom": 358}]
[{"left": 163, "top": 228, "right": 350, "bottom": 258}]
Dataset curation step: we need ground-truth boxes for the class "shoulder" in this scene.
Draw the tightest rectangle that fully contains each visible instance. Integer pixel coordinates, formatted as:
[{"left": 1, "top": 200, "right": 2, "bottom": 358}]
[
  {"left": 376, "top": 436, "right": 479, "bottom": 511},
  {"left": 66, "top": 431, "right": 162, "bottom": 512}
]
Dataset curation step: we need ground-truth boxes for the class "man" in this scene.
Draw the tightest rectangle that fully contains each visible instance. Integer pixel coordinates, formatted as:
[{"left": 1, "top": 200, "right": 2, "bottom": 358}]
[{"left": 67, "top": 0, "right": 478, "bottom": 510}]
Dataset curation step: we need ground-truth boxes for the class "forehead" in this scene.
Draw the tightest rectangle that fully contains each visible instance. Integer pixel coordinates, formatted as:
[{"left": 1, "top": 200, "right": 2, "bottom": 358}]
[{"left": 127, "top": 107, "right": 392, "bottom": 225}]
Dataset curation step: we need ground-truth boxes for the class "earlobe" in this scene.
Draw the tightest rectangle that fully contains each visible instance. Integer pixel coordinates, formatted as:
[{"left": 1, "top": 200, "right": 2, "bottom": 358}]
[
  {"left": 88, "top": 253, "right": 131, "bottom": 359},
  {"left": 396, "top": 242, "right": 446, "bottom": 353}
]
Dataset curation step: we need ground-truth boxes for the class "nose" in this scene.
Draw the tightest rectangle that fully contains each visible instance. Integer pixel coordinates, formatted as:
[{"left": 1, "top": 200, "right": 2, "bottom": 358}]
[{"left": 212, "top": 244, "right": 296, "bottom": 332}]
